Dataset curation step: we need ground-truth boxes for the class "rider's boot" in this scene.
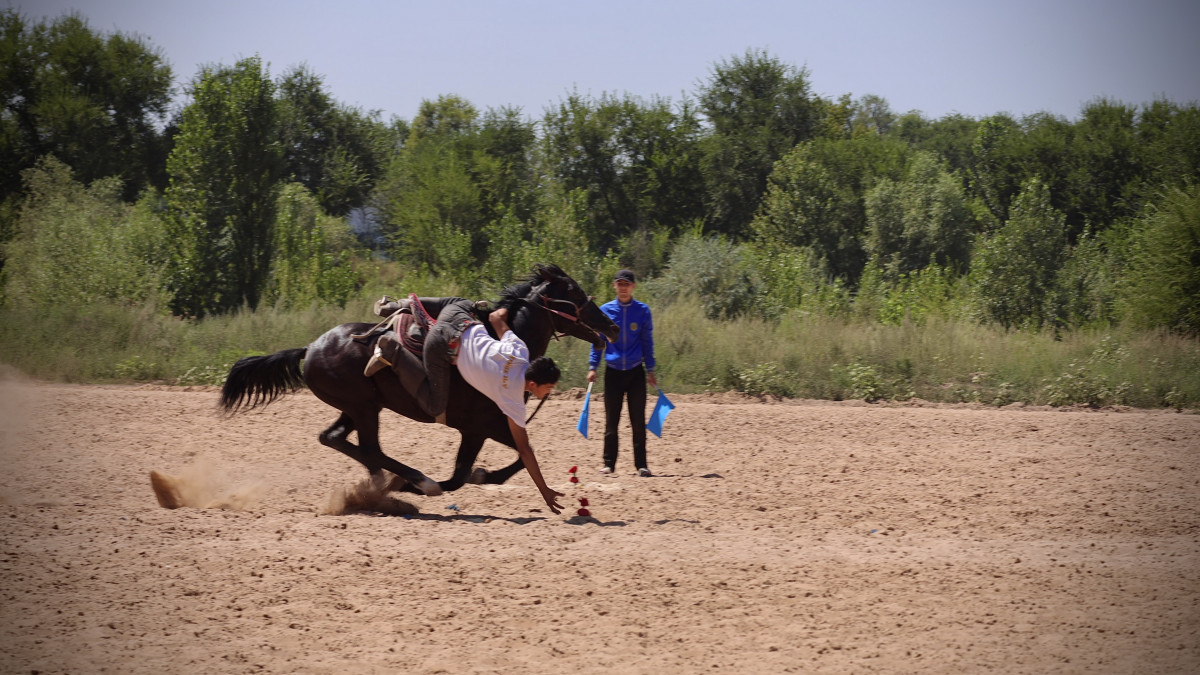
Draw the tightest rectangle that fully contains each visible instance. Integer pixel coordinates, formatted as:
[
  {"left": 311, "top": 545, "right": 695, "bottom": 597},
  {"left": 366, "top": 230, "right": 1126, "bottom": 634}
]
[
  {"left": 373, "top": 296, "right": 411, "bottom": 318},
  {"left": 365, "top": 335, "right": 445, "bottom": 423},
  {"left": 363, "top": 332, "right": 401, "bottom": 377}
]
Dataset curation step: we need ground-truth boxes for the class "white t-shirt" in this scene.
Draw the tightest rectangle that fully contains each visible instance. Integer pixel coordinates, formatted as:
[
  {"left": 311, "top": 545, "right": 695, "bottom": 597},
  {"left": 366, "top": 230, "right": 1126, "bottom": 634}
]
[{"left": 455, "top": 324, "right": 530, "bottom": 427}]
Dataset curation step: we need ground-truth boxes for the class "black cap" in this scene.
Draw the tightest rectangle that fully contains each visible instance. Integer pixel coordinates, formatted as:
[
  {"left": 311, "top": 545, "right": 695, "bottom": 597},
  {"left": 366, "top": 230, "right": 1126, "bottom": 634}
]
[{"left": 615, "top": 269, "right": 636, "bottom": 283}]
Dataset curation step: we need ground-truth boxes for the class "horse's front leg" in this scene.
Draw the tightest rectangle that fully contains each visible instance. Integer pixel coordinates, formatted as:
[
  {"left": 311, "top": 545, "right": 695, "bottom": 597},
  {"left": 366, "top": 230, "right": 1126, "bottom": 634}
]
[
  {"left": 438, "top": 434, "right": 486, "bottom": 492},
  {"left": 475, "top": 457, "right": 525, "bottom": 485}
]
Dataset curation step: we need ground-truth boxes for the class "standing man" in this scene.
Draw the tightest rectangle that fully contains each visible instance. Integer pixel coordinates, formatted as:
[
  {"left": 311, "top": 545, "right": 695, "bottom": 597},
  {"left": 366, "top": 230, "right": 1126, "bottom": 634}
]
[{"left": 587, "top": 269, "right": 657, "bottom": 477}]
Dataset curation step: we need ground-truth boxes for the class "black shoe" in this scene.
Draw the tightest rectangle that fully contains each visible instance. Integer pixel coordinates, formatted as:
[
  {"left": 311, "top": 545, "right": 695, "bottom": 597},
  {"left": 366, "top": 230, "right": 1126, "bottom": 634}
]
[{"left": 638, "top": 468, "right": 652, "bottom": 477}]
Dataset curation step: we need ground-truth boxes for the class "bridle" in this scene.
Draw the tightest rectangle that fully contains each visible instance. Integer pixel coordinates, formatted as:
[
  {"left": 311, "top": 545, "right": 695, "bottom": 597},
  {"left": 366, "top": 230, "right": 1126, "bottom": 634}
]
[{"left": 526, "top": 280, "right": 600, "bottom": 343}]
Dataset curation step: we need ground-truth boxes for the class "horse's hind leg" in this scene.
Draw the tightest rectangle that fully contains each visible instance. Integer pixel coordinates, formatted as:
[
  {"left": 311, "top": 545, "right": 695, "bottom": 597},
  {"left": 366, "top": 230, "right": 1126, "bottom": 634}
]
[
  {"left": 318, "top": 412, "right": 442, "bottom": 496},
  {"left": 318, "top": 413, "right": 357, "bottom": 456}
]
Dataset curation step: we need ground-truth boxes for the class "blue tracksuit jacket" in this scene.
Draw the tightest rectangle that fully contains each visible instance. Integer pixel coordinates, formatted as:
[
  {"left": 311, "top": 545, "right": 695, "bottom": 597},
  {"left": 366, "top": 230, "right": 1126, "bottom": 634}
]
[{"left": 589, "top": 298, "right": 655, "bottom": 372}]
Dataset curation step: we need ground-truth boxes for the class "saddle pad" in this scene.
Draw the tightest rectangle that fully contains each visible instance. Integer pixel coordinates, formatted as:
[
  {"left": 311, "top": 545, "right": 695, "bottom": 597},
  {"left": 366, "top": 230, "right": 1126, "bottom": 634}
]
[{"left": 397, "top": 313, "right": 426, "bottom": 357}]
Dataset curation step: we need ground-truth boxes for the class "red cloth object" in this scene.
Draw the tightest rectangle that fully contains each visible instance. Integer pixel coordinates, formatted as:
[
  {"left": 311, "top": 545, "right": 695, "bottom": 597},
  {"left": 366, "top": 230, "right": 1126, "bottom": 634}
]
[
  {"left": 578, "top": 497, "right": 589, "bottom": 507},
  {"left": 577, "top": 508, "right": 591, "bottom": 517},
  {"left": 569, "top": 476, "right": 579, "bottom": 483},
  {"left": 408, "top": 293, "right": 437, "bottom": 328},
  {"left": 568, "top": 466, "right": 578, "bottom": 474}
]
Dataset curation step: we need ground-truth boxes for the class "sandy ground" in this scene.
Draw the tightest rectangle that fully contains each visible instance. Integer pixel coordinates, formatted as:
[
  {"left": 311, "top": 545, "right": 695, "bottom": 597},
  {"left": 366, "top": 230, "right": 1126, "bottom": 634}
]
[{"left": 0, "top": 377, "right": 1198, "bottom": 674}]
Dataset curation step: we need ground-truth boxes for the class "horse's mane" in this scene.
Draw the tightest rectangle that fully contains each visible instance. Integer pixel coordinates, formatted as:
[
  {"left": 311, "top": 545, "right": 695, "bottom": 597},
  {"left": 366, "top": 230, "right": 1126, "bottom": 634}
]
[{"left": 495, "top": 263, "right": 565, "bottom": 309}]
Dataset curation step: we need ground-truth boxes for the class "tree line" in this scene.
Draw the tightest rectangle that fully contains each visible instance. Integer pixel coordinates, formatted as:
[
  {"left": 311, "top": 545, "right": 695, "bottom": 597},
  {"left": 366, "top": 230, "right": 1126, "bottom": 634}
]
[{"left": 2, "top": 10, "right": 1198, "bottom": 334}]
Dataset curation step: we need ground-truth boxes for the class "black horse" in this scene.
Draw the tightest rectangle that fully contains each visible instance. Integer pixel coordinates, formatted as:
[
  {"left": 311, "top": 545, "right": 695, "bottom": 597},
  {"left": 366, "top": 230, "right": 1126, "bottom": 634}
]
[{"left": 219, "top": 264, "right": 619, "bottom": 497}]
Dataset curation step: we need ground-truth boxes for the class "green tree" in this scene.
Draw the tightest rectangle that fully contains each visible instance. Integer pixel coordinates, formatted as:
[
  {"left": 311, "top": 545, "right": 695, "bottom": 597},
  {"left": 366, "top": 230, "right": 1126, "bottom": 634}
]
[
  {"left": 3, "top": 157, "right": 169, "bottom": 308},
  {"left": 0, "top": 10, "right": 171, "bottom": 202},
  {"left": 696, "top": 49, "right": 824, "bottom": 238},
  {"left": 540, "top": 91, "right": 629, "bottom": 251},
  {"left": 969, "top": 113, "right": 1023, "bottom": 228},
  {"left": 892, "top": 112, "right": 979, "bottom": 186},
  {"left": 382, "top": 142, "right": 482, "bottom": 275},
  {"left": 1045, "top": 227, "right": 1122, "bottom": 329},
  {"left": 374, "top": 96, "right": 484, "bottom": 278},
  {"left": 472, "top": 105, "right": 538, "bottom": 227},
  {"left": 966, "top": 103, "right": 1163, "bottom": 243},
  {"left": 539, "top": 91, "right": 704, "bottom": 255},
  {"left": 479, "top": 193, "right": 605, "bottom": 297},
  {"left": 654, "top": 232, "right": 760, "bottom": 320},
  {"left": 0, "top": 9, "right": 171, "bottom": 276},
  {"left": 265, "top": 183, "right": 359, "bottom": 308},
  {"left": 1063, "top": 99, "right": 1140, "bottom": 236},
  {"left": 1015, "top": 112, "right": 1078, "bottom": 232},
  {"left": 751, "top": 134, "right": 910, "bottom": 284},
  {"left": 969, "top": 177, "right": 1067, "bottom": 329},
  {"left": 864, "top": 150, "right": 972, "bottom": 278},
  {"left": 164, "top": 56, "right": 281, "bottom": 317},
  {"left": 849, "top": 94, "right": 896, "bottom": 136},
  {"left": 1116, "top": 185, "right": 1200, "bottom": 334},
  {"left": 1135, "top": 99, "right": 1200, "bottom": 195},
  {"left": 276, "top": 65, "right": 396, "bottom": 217}
]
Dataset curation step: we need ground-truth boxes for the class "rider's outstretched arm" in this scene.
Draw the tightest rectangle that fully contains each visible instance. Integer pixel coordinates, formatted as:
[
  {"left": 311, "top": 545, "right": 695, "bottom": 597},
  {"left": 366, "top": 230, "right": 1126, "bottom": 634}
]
[{"left": 508, "top": 417, "right": 564, "bottom": 515}]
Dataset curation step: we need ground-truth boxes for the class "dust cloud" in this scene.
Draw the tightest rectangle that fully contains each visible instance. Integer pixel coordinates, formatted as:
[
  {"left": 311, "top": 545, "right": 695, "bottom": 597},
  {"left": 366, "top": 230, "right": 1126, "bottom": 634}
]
[
  {"left": 320, "top": 473, "right": 419, "bottom": 516},
  {"left": 149, "top": 458, "right": 266, "bottom": 510}
]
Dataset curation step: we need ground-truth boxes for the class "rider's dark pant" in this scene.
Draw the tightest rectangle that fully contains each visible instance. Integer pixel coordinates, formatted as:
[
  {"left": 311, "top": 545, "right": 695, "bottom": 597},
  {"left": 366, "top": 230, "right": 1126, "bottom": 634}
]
[{"left": 419, "top": 298, "right": 480, "bottom": 417}]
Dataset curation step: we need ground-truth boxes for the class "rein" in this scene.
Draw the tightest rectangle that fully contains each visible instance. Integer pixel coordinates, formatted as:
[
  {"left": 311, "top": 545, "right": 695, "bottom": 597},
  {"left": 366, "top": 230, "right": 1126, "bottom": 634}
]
[{"left": 525, "top": 395, "right": 548, "bottom": 425}]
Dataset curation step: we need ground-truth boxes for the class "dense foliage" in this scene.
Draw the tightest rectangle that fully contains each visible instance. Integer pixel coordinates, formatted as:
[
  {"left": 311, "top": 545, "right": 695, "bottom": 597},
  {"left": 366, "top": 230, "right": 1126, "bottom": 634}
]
[{"left": 1, "top": 13, "right": 1197, "bottom": 406}]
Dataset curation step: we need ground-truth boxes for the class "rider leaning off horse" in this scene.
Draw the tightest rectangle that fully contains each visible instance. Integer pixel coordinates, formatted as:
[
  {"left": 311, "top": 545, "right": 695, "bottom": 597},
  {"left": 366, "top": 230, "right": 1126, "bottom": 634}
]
[{"left": 364, "top": 297, "right": 566, "bottom": 514}]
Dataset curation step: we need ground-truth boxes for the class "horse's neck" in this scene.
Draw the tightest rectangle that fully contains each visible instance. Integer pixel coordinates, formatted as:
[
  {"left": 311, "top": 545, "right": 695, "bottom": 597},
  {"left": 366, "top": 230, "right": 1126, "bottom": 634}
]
[{"left": 510, "top": 304, "right": 551, "bottom": 358}]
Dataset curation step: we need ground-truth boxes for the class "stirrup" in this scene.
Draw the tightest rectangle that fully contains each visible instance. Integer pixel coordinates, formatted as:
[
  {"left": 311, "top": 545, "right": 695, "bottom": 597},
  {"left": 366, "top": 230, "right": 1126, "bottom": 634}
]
[{"left": 363, "top": 346, "right": 394, "bottom": 377}]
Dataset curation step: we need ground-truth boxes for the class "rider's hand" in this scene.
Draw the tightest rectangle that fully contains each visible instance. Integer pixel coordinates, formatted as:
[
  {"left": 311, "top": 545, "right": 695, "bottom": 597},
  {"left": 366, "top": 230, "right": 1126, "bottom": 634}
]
[
  {"left": 586, "top": 369, "right": 597, "bottom": 384},
  {"left": 489, "top": 307, "right": 510, "bottom": 334},
  {"left": 541, "top": 487, "right": 565, "bottom": 515}
]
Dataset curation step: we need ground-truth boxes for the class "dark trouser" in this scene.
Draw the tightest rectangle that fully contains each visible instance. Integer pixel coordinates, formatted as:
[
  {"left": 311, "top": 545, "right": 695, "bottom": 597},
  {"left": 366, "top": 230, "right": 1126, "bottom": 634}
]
[
  {"left": 419, "top": 298, "right": 480, "bottom": 417},
  {"left": 603, "top": 364, "right": 647, "bottom": 470},
  {"left": 385, "top": 297, "right": 479, "bottom": 419}
]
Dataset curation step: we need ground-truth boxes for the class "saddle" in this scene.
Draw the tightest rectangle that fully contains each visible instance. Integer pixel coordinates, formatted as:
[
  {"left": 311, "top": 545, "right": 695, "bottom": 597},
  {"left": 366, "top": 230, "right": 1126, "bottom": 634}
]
[{"left": 360, "top": 294, "right": 438, "bottom": 357}]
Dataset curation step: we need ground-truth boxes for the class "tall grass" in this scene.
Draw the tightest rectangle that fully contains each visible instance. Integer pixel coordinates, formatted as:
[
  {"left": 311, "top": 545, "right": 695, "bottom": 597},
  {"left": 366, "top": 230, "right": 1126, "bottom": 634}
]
[
  {"left": 1, "top": 295, "right": 1196, "bottom": 409},
  {"left": 0, "top": 298, "right": 359, "bottom": 384},
  {"left": 646, "top": 298, "right": 1199, "bottom": 408}
]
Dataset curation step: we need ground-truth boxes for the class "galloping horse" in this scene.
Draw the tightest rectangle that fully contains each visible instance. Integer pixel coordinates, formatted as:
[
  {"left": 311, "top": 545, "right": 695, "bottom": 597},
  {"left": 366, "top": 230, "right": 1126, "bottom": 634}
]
[{"left": 219, "top": 264, "right": 619, "bottom": 496}]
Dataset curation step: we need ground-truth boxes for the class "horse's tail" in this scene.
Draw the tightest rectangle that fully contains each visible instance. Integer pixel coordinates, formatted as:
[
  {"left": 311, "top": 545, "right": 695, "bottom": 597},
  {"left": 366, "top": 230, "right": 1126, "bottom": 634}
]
[{"left": 220, "top": 347, "right": 307, "bottom": 413}]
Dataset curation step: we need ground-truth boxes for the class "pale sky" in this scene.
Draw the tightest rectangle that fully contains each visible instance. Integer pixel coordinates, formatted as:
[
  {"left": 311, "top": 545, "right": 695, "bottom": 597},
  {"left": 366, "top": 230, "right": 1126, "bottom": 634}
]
[{"left": 11, "top": 0, "right": 1200, "bottom": 122}]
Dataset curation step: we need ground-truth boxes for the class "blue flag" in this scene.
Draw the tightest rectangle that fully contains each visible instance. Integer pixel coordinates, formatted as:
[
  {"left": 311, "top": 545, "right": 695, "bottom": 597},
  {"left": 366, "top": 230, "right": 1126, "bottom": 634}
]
[
  {"left": 646, "top": 388, "right": 675, "bottom": 437},
  {"left": 576, "top": 382, "right": 593, "bottom": 438}
]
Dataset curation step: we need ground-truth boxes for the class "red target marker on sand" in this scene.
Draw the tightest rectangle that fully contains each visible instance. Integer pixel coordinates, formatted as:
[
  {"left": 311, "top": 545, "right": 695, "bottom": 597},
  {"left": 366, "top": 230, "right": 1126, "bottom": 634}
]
[{"left": 568, "top": 467, "right": 591, "bottom": 516}]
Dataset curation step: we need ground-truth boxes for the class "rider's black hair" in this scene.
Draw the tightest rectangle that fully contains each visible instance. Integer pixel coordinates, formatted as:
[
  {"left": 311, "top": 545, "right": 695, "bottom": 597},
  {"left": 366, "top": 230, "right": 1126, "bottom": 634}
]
[{"left": 526, "top": 356, "right": 560, "bottom": 385}]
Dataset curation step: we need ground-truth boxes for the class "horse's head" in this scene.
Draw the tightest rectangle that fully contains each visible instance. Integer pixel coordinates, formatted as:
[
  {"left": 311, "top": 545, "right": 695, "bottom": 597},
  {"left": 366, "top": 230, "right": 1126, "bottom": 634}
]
[
  {"left": 502, "top": 264, "right": 619, "bottom": 351},
  {"left": 534, "top": 263, "right": 620, "bottom": 349}
]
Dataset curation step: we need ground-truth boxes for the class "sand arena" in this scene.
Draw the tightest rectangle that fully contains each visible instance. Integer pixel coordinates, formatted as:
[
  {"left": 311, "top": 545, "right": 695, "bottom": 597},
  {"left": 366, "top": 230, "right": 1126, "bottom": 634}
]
[{"left": 1, "top": 379, "right": 1197, "bottom": 673}]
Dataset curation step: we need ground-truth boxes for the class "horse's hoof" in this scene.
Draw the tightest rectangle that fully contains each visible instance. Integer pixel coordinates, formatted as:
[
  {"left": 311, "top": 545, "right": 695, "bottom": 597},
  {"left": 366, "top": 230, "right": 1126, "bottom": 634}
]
[
  {"left": 416, "top": 477, "right": 443, "bottom": 496},
  {"left": 468, "top": 467, "right": 488, "bottom": 484}
]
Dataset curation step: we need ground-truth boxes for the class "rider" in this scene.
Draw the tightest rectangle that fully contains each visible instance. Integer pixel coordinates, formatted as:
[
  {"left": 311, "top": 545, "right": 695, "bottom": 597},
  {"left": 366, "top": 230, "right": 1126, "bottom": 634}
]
[{"left": 365, "top": 298, "right": 565, "bottom": 514}]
